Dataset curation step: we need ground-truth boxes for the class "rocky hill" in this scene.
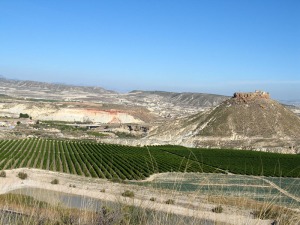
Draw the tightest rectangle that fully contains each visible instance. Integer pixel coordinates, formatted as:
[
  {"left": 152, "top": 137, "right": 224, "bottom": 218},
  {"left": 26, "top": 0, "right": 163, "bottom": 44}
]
[{"left": 149, "top": 91, "right": 300, "bottom": 153}]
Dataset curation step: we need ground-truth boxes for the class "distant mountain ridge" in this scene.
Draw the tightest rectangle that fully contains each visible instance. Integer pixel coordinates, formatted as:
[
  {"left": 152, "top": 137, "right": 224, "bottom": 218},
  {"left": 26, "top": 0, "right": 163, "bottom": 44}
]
[{"left": 0, "top": 76, "right": 116, "bottom": 95}]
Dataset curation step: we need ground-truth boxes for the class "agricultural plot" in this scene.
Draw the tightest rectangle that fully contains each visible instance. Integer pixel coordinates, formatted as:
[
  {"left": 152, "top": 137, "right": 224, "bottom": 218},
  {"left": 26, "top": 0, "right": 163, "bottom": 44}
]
[
  {"left": 152, "top": 145, "right": 300, "bottom": 177},
  {"left": 0, "top": 139, "right": 299, "bottom": 180},
  {"left": 0, "top": 139, "right": 214, "bottom": 180}
]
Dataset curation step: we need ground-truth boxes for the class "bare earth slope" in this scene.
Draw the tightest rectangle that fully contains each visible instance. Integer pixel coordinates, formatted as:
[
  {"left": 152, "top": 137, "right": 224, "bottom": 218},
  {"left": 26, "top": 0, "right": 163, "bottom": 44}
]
[
  {"left": 149, "top": 95, "right": 300, "bottom": 153},
  {"left": 0, "top": 100, "right": 155, "bottom": 124},
  {"left": 128, "top": 90, "right": 229, "bottom": 107}
]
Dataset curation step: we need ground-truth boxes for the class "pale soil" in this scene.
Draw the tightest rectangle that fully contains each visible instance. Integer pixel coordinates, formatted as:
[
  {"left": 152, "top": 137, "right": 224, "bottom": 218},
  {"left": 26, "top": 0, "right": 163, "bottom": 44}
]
[{"left": 0, "top": 168, "right": 273, "bottom": 225}]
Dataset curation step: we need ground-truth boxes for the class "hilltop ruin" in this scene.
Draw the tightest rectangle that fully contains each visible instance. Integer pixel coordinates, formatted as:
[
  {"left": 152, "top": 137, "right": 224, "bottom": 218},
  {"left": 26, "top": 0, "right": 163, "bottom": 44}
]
[{"left": 233, "top": 90, "right": 270, "bottom": 102}]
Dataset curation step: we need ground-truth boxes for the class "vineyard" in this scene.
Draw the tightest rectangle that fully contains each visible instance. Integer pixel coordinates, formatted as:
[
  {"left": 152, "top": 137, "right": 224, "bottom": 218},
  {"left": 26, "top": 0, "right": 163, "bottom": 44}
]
[
  {"left": 154, "top": 145, "right": 300, "bottom": 177},
  {"left": 0, "top": 139, "right": 299, "bottom": 179},
  {"left": 0, "top": 139, "right": 215, "bottom": 180}
]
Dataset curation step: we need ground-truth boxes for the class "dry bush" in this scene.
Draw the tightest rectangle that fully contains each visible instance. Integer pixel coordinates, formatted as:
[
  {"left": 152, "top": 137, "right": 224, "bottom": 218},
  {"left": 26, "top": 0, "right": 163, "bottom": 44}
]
[
  {"left": 51, "top": 179, "right": 59, "bottom": 184},
  {"left": 150, "top": 197, "right": 156, "bottom": 201},
  {"left": 121, "top": 190, "right": 134, "bottom": 198},
  {"left": 0, "top": 171, "right": 6, "bottom": 178},
  {"left": 17, "top": 172, "right": 28, "bottom": 180},
  {"left": 165, "top": 199, "right": 175, "bottom": 205},
  {"left": 212, "top": 205, "right": 223, "bottom": 213}
]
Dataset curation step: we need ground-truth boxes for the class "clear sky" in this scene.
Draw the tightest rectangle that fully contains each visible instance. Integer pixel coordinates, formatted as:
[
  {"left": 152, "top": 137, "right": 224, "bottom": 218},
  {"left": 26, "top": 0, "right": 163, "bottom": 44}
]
[{"left": 0, "top": 0, "right": 299, "bottom": 100}]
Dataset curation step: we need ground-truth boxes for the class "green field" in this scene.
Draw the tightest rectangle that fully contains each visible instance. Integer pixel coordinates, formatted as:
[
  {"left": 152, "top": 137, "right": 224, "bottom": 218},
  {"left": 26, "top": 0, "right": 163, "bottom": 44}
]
[
  {"left": 0, "top": 139, "right": 299, "bottom": 179},
  {"left": 153, "top": 145, "right": 300, "bottom": 177}
]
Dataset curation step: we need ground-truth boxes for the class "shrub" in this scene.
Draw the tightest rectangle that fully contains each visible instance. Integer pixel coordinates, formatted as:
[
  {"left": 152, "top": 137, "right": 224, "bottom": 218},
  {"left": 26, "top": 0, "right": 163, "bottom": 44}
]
[
  {"left": 212, "top": 205, "right": 223, "bottom": 213},
  {"left": 51, "top": 179, "right": 59, "bottom": 184},
  {"left": 100, "top": 189, "right": 105, "bottom": 193},
  {"left": 17, "top": 172, "right": 28, "bottom": 180},
  {"left": 122, "top": 190, "right": 134, "bottom": 198},
  {"left": 252, "top": 208, "right": 279, "bottom": 220},
  {"left": 165, "top": 199, "right": 175, "bottom": 205},
  {"left": 150, "top": 197, "right": 156, "bottom": 201},
  {"left": 19, "top": 113, "right": 30, "bottom": 118},
  {"left": 0, "top": 171, "right": 6, "bottom": 178}
]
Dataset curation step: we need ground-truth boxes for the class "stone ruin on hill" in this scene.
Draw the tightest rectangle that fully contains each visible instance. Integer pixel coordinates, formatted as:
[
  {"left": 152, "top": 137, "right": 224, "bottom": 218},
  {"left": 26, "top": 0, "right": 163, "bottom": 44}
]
[{"left": 233, "top": 90, "right": 270, "bottom": 102}]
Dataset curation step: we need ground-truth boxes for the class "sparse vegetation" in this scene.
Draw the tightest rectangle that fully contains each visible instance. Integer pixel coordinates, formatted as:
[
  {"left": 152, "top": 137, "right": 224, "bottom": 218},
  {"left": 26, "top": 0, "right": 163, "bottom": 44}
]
[
  {"left": 19, "top": 113, "right": 30, "bottom": 118},
  {"left": 150, "top": 197, "right": 156, "bottom": 201},
  {"left": 121, "top": 190, "right": 134, "bottom": 198},
  {"left": 0, "top": 192, "right": 223, "bottom": 225},
  {"left": 114, "top": 131, "right": 138, "bottom": 139},
  {"left": 17, "top": 172, "right": 28, "bottom": 180},
  {"left": 88, "top": 131, "right": 109, "bottom": 137},
  {"left": 0, "top": 170, "right": 6, "bottom": 177},
  {"left": 100, "top": 188, "right": 105, "bottom": 193},
  {"left": 212, "top": 205, "right": 223, "bottom": 213},
  {"left": 165, "top": 199, "right": 175, "bottom": 205},
  {"left": 51, "top": 178, "right": 59, "bottom": 184}
]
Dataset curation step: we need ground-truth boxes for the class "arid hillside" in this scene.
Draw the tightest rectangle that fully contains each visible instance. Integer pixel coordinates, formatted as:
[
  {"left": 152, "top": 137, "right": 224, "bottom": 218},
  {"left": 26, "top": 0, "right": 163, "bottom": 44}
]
[
  {"left": 0, "top": 77, "right": 228, "bottom": 118},
  {"left": 149, "top": 91, "right": 300, "bottom": 153}
]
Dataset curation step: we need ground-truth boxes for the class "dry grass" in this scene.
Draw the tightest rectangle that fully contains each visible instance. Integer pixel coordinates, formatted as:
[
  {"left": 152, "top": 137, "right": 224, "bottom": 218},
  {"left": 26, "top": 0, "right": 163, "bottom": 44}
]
[
  {"left": 0, "top": 165, "right": 299, "bottom": 224},
  {"left": 208, "top": 193, "right": 300, "bottom": 224},
  {"left": 0, "top": 193, "right": 224, "bottom": 225}
]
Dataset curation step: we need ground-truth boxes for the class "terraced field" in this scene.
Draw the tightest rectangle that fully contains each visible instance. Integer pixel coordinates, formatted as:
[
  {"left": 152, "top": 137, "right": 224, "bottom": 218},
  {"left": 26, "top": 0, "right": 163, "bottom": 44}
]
[{"left": 0, "top": 139, "right": 299, "bottom": 179}]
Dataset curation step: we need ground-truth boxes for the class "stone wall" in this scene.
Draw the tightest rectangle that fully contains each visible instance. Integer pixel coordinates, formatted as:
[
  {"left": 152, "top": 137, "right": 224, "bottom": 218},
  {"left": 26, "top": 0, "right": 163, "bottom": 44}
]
[{"left": 233, "top": 90, "right": 270, "bottom": 101}]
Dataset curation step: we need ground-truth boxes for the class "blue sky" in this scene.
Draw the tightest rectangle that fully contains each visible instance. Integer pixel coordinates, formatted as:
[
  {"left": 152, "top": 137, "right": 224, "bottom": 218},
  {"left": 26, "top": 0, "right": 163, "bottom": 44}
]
[{"left": 0, "top": 0, "right": 299, "bottom": 100}]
